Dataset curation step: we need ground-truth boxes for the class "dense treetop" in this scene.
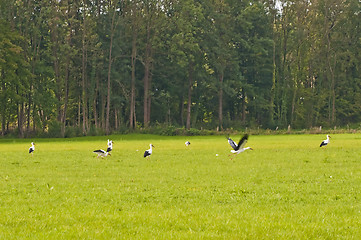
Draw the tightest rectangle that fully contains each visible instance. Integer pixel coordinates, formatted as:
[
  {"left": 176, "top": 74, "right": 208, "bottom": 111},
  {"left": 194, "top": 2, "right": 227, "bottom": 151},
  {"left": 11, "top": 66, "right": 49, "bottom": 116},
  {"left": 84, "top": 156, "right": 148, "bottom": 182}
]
[{"left": 0, "top": 0, "right": 360, "bottom": 137}]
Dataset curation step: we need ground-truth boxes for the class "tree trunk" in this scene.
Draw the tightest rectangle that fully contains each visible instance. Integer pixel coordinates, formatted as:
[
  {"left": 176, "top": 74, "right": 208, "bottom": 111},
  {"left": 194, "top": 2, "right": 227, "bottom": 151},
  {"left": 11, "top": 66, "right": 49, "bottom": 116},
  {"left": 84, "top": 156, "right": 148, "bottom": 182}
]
[
  {"left": 50, "top": 19, "right": 61, "bottom": 123},
  {"left": 143, "top": 58, "right": 150, "bottom": 128},
  {"left": 130, "top": 28, "right": 137, "bottom": 129},
  {"left": 81, "top": 4, "right": 88, "bottom": 135},
  {"left": 218, "top": 73, "right": 224, "bottom": 130},
  {"left": 1, "top": 78, "right": 6, "bottom": 136},
  {"left": 62, "top": 7, "right": 72, "bottom": 137},
  {"left": 78, "top": 96, "right": 81, "bottom": 127},
  {"left": 115, "top": 108, "right": 118, "bottom": 130},
  {"left": 61, "top": 56, "right": 70, "bottom": 137},
  {"left": 186, "top": 63, "right": 193, "bottom": 130},
  {"left": 180, "top": 95, "right": 184, "bottom": 126},
  {"left": 93, "top": 75, "right": 99, "bottom": 128},
  {"left": 18, "top": 102, "right": 24, "bottom": 137},
  {"left": 148, "top": 71, "right": 152, "bottom": 124},
  {"left": 241, "top": 89, "right": 246, "bottom": 124},
  {"left": 143, "top": 60, "right": 150, "bottom": 127},
  {"left": 143, "top": 20, "right": 153, "bottom": 128},
  {"left": 106, "top": 8, "right": 116, "bottom": 134},
  {"left": 101, "top": 94, "right": 106, "bottom": 129}
]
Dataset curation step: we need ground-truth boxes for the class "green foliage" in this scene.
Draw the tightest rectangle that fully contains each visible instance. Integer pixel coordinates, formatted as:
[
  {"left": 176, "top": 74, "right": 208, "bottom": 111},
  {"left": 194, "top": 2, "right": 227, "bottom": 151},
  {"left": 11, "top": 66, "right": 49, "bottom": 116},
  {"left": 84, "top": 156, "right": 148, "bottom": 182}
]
[{"left": 0, "top": 0, "right": 360, "bottom": 137}]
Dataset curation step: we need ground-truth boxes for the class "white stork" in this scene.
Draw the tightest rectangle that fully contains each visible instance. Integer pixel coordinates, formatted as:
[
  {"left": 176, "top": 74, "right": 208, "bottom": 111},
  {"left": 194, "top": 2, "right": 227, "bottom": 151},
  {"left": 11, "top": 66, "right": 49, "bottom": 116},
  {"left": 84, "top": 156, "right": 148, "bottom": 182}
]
[
  {"left": 320, "top": 135, "right": 331, "bottom": 147},
  {"left": 144, "top": 144, "right": 155, "bottom": 159},
  {"left": 227, "top": 134, "right": 253, "bottom": 160},
  {"left": 29, "top": 142, "right": 35, "bottom": 155},
  {"left": 107, "top": 139, "right": 113, "bottom": 152},
  {"left": 185, "top": 141, "right": 191, "bottom": 146},
  {"left": 93, "top": 149, "right": 111, "bottom": 158}
]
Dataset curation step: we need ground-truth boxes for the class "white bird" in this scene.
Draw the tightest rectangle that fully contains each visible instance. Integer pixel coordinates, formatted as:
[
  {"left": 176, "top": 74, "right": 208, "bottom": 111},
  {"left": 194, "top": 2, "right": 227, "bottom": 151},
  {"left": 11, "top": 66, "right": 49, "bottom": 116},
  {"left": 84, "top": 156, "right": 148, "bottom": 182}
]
[
  {"left": 227, "top": 134, "right": 253, "bottom": 160},
  {"left": 185, "top": 141, "right": 191, "bottom": 146},
  {"left": 29, "top": 142, "right": 35, "bottom": 155},
  {"left": 320, "top": 135, "right": 331, "bottom": 147},
  {"left": 144, "top": 144, "right": 155, "bottom": 159},
  {"left": 93, "top": 149, "right": 111, "bottom": 158},
  {"left": 107, "top": 139, "right": 113, "bottom": 152}
]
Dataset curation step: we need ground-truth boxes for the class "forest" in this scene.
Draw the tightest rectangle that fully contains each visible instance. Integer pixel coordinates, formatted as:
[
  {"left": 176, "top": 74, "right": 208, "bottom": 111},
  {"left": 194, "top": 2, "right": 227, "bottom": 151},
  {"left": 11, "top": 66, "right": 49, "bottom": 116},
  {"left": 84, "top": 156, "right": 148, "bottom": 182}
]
[{"left": 0, "top": 0, "right": 360, "bottom": 137}]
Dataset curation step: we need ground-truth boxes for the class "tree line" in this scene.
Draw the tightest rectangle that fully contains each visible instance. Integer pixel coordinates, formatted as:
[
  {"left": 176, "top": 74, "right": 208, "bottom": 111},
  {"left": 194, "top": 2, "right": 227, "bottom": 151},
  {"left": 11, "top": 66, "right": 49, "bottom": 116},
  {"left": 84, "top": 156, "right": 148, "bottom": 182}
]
[{"left": 0, "top": 0, "right": 360, "bottom": 137}]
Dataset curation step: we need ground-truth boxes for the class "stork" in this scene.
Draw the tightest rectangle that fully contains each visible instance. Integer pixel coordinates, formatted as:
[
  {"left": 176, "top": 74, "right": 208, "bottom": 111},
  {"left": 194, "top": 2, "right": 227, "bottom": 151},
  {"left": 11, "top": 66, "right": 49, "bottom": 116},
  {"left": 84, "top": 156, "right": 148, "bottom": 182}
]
[
  {"left": 227, "top": 134, "right": 253, "bottom": 160},
  {"left": 320, "top": 135, "right": 331, "bottom": 147},
  {"left": 93, "top": 149, "right": 111, "bottom": 158},
  {"left": 144, "top": 144, "right": 155, "bottom": 159},
  {"left": 185, "top": 141, "right": 191, "bottom": 146},
  {"left": 107, "top": 139, "right": 113, "bottom": 152},
  {"left": 29, "top": 142, "right": 35, "bottom": 155}
]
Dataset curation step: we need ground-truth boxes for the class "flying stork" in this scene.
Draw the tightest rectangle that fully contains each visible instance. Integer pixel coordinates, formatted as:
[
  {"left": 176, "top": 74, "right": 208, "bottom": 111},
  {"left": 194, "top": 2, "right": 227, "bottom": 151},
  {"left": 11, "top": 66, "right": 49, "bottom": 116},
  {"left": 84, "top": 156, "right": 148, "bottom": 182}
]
[
  {"left": 227, "top": 134, "right": 253, "bottom": 160},
  {"left": 107, "top": 139, "right": 113, "bottom": 152},
  {"left": 144, "top": 144, "right": 155, "bottom": 159},
  {"left": 29, "top": 142, "right": 35, "bottom": 155},
  {"left": 93, "top": 149, "right": 111, "bottom": 158},
  {"left": 320, "top": 135, "right": 331, "bottom": 147}
]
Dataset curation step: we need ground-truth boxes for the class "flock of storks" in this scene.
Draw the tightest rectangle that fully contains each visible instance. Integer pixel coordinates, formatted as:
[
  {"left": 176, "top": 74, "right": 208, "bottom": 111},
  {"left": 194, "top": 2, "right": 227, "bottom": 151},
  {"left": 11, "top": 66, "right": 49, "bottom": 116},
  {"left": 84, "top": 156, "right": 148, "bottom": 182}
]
[{"left": 28, "top": 134, "right": 332, "bottom": 160}]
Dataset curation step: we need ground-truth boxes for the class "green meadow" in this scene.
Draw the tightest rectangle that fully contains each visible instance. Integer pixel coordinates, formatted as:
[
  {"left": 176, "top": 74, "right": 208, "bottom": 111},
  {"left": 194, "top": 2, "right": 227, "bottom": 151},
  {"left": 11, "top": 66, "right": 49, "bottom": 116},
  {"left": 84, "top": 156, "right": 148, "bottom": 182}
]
[{"left": 1, "top": 134, "right": 361, "bottom": 239}]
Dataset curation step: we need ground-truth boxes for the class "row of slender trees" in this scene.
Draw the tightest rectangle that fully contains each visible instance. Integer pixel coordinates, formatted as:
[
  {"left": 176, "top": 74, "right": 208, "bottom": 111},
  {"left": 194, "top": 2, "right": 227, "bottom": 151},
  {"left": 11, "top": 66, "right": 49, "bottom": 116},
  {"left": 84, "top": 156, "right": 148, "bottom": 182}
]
[{"left": 0, "top": 0, "right": 360, "bottom": 137}]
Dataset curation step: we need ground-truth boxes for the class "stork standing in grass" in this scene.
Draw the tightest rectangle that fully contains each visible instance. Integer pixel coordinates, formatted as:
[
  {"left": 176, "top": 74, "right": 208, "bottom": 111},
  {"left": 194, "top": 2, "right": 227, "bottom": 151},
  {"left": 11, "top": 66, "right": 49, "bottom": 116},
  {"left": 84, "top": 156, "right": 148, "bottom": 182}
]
[
  {"left": 320, "top": 135, "right": 331, "bottom": 147},
  {"left": 29, "top": 142, "right": 35, "bottom": 155},
  {"left": 227, "top": 134, "right": 253, "bottom": 160},
  {"left": 185, "top": 141, "right": 191, "bottom": 146},
  {"left": 93, "top": 149, "right": 111, "bottom": 158},
  {"left": 144, "top": 144, "right": 155, "bottom": 159},
  {"left": 107, "top": 139, "right": 113, "bottom": 152}
]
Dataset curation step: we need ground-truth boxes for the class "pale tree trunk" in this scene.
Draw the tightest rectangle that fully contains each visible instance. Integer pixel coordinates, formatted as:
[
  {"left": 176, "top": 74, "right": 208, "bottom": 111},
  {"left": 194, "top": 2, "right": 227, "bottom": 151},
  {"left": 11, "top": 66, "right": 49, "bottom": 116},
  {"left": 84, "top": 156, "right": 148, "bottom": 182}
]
[
  {"left": 218, "top": 73, "right": 224, "bottom": 130},
  {"left": 270, "top": 4, "right": 277, "bottom": 127},
  {"left": 50, "top": 11, "right": 61, "bottom": 123},
  {"left": 114, "top": 109, "right": 118, "bottom": 130},
  {"left": 101, "top": 94, "right": 106, "bottom": 129},
  {"left": 143, "top": 60, "right": 150, "bottom": 127},
  {"left": 147, "top": 72, "right": 152, "bottom": 124},
  {"left": 18, "top": 102, "right": 24, "bottom": 137},
  {"left": 1, "top": 79, "right": 5, "bottom": 135},
  {"left": 93, "top": 75, "right": 99, "bottom": 128},
  {"left": 143, "top": 33, "right": 152, "bottom": 128},
  {"left": 106, "top": 8, "right": 117, "bottom": 134},
  {"left": 180, "top": 95, "right": 184, "bottom": 126},
  {"left": 78, "top": 96, "right": 81, "bottom": 127},
  {"left": 62, "top": 3, "right": 72, "bottom": 137},
  {"left": 130, "top": 28, "right": 137, "bottom": 129},
  {"left": 186, "top": 63, "right": 193, "bottom": 130},
  {"left": 241, "top": 89, "right": 246, "bottom": 124},
  {"left": 81, "top": 4, "right": 88, "bottom": 135},
  {"left": 61, "top": 55, "right": 70, "bottom": 137}
]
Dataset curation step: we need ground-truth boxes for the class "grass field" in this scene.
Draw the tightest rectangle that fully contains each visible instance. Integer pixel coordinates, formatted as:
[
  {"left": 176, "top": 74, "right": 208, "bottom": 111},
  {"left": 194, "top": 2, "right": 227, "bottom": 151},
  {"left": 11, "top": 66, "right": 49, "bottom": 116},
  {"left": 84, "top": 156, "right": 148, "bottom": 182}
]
[{"left": 1, "top": 134, "right": 361, "bottom": 239}]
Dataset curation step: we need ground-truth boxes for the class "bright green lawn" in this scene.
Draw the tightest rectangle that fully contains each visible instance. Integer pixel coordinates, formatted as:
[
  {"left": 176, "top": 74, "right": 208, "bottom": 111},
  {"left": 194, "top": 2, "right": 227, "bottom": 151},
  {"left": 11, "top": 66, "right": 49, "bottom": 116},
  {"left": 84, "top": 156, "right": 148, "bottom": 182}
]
[{"left": 1, "top": 134, "right": 361, "bottom": 239}]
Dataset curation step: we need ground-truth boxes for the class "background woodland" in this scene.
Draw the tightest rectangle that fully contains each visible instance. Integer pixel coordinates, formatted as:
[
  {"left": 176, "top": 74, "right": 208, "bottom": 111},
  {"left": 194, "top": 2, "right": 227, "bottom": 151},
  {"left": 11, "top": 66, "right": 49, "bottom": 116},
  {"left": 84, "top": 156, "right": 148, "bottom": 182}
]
[{"left": 0, "top": 0, "right": 360, "bottom": 137}]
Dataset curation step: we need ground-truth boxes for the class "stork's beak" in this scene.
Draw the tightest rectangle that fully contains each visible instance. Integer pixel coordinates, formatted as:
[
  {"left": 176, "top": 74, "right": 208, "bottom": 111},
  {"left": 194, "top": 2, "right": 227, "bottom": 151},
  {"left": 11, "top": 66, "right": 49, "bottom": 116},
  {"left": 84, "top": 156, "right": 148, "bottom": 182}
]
[
  {"left": 152, "top": 145, "right": 155, "bottom": 148},
  {"left": 250, "top": 148, "right": 254, "bottom": 150}
]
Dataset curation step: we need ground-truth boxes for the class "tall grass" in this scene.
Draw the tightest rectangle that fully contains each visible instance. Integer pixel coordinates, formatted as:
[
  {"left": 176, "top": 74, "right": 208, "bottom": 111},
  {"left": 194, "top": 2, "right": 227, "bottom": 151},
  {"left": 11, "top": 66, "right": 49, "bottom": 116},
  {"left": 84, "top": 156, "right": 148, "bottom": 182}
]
[{"left": 0, "top": 134, "right": 360, "bottom": 239}]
